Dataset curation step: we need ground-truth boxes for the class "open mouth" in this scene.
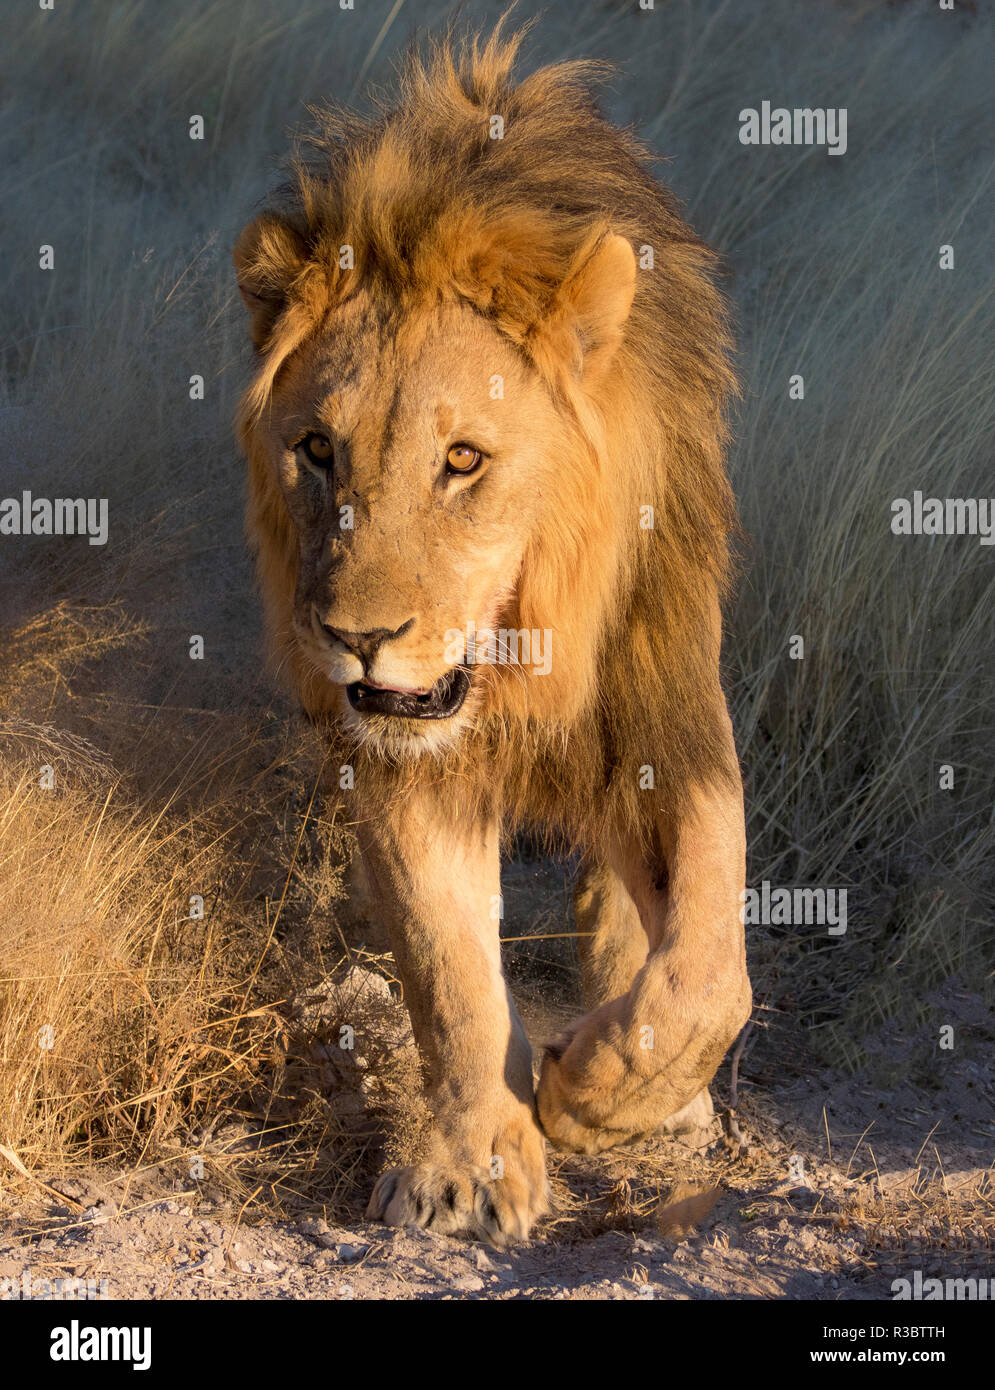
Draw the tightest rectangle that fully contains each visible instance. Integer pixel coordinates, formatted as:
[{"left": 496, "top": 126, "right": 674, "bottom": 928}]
[{"left": 346, "top": 666, "right": 471, "bottom": 721}]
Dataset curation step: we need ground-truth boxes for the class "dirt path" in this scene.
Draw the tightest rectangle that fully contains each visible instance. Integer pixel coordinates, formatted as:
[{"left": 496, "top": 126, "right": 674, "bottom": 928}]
[{"left": 2, "top": 981, "right": 989, "bottom": 1301}]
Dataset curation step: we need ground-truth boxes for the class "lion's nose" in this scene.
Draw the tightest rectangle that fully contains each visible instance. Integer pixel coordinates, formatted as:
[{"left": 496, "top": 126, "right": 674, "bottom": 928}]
[{"left": 320, "top": 617, "right": 414, "bottom": 667}]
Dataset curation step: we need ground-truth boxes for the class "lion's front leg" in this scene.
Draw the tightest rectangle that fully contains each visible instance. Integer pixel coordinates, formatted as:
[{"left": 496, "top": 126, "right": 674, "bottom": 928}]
[
  {"left": 538, "top": 770, "right": 751, "bottom": 1155},
  {"left": 356, "top": 785, "right": 549, "bottom": 1244}
]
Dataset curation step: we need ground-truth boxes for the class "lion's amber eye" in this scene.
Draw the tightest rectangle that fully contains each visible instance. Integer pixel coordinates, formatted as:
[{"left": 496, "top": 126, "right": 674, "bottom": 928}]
[
  {"left": 299, "top": 433, "right": 334, "bottom": 467},
  {"left": 446, "top": 444, "right": 482, "bottom": 475}
]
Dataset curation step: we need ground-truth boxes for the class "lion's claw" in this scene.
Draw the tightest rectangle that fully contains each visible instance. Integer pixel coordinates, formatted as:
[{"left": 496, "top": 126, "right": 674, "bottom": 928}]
[{"left": 367, "top": 1158, "right": 549, "bottom": 1246}]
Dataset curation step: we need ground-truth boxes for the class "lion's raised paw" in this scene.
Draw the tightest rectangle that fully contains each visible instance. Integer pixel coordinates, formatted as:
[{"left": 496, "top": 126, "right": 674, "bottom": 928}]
[{"left": 367, "top": 1159, "right": 548, "bottom": 1246}]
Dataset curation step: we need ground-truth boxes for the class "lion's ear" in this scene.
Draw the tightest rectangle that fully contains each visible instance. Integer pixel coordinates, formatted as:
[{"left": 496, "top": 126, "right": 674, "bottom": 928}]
[
  {"left": 556, "top": 232, "right": 636, "bottom": 385},
  {"left": 233, "top": 214, "right": 308, "bottom": 350}
]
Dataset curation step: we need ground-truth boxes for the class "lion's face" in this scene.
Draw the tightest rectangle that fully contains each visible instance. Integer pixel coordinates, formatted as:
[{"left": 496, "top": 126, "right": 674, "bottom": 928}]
[
  {"left": 238, "top": 210, "right": 640, "bottom": 754},
  {"left": 257, "top": 293, "right": 569, "bottom": 753}
]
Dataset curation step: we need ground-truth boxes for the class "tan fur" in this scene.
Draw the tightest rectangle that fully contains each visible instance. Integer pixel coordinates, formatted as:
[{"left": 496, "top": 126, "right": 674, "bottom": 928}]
[{"left": 234, "top": 19, "right": 751, "bottom": 1243}]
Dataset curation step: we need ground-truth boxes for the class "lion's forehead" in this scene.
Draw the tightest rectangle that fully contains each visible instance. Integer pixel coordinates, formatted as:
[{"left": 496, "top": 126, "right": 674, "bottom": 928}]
[{"left": 285, "top": 306, "right": 520, "bottom": 448}]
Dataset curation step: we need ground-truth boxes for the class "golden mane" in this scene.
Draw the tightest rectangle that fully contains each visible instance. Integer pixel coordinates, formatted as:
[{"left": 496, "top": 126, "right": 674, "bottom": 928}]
[{"left": 236, "top": 19, "right": 740, "bottom": 851}]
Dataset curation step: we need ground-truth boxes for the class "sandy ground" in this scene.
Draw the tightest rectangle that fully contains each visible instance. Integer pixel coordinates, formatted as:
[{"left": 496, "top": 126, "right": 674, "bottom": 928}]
[
  {"left": 1, "top": 894, "right": 990, "bottom": 1301},
  {"left": 0, "top": 1079, "right": 988, "bottom": 1301}
]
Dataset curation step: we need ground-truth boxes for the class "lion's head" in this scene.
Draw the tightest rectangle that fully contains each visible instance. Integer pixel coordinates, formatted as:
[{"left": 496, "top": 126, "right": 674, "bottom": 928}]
[{"left": 235, "top": 24, "right": 737, "bottom": 813}]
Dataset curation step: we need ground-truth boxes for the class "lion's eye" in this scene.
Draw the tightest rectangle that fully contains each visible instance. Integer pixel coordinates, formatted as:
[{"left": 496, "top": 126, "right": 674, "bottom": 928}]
[
  {"left": 298, "top": 433, "right": 334, "bottom": 467},
  {"left": 446, "top": 444, "right": 482, "bottom": 475}
]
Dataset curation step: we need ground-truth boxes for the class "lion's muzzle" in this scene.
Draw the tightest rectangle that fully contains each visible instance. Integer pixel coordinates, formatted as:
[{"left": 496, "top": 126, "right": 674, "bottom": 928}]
[{"left": 347, "top": 665, "right": 471, "bottom": 720}]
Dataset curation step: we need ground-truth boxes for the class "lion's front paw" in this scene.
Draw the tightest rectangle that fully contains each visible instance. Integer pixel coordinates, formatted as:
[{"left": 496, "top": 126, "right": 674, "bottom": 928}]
[
  {"left": 537, "top": 977, "right": 747, "bottom": 1154},
  {"left": 366, "top": 1112, "right": 550, "bottom": 1245},
  {"left": 536, "top": 1009, "right": 637, "bottom": 1154}
]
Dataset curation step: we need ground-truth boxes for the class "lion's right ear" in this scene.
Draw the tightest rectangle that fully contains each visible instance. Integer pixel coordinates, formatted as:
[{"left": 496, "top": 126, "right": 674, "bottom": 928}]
[{"left": 233, "top": 214, "right": 308, "bottom": 350}]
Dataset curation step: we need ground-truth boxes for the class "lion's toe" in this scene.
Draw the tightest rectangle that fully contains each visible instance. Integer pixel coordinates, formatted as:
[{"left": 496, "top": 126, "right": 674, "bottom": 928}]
[
  {"left": 537, "top": 1038, "right": 631, "bottom": 1154},
  {"left": 367, "top": 1163, "right": 478, "bottom": 1236},
  {"left": 367, "top": 1158, "right": 548, "bottom": 1245}
]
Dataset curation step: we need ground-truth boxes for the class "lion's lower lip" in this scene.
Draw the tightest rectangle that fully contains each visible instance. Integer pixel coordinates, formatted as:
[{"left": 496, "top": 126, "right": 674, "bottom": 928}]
[{"left": 347, "top": 666, "right": 471, "bottom": 720}]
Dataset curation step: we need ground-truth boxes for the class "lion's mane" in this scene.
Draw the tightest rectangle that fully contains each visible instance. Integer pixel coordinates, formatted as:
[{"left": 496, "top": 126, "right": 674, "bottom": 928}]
[{"left": 236, "top": 21, "right": 739, "bottom": 853}]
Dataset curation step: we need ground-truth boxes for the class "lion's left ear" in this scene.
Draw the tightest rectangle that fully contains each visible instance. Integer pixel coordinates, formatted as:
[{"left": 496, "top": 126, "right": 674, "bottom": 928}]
[
  {"left": 233, "top": 213, "right": 309, "bottom": 351},
  {"left": 551, "top": 232, "right": 637, "bottom": 385}
]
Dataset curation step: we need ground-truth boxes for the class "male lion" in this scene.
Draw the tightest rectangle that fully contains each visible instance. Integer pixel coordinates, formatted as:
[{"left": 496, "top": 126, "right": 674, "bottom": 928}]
[{"left": 233, "top": 24, "right": 751, "bottom": 1244}]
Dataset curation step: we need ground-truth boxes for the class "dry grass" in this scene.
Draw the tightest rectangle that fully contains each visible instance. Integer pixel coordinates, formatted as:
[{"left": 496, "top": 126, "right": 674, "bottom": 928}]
[
  {"left": 0, "top": 0, "right": 992, "bottom": 1222},
  {"left": 0, "top": 595, "right": 417, "bottom": 1217}
]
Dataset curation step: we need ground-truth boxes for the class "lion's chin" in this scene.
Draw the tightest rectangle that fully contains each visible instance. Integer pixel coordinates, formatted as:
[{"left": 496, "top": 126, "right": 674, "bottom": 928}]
[
  {"left": 341, "top": 703, "right": 472, "bottom": 761},
  {"left": 336, "top": 664, "right": 473, "bottom": 760}
]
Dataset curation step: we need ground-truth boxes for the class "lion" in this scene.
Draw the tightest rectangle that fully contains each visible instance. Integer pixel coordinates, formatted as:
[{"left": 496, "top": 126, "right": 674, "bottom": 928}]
[{"left": 233, "top": 21, "right": 751, "bottom": 1245}]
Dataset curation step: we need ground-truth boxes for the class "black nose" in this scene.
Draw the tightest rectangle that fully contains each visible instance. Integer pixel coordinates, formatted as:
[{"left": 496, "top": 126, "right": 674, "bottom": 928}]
[{"left": 321, "top": 618, "right": 414, "bottom": 667}]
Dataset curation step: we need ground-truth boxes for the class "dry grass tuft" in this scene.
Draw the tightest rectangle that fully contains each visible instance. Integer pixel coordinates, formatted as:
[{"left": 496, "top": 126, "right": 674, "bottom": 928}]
[{"left": 0, "top": 615, "right": 406, "bottom": 1219}]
